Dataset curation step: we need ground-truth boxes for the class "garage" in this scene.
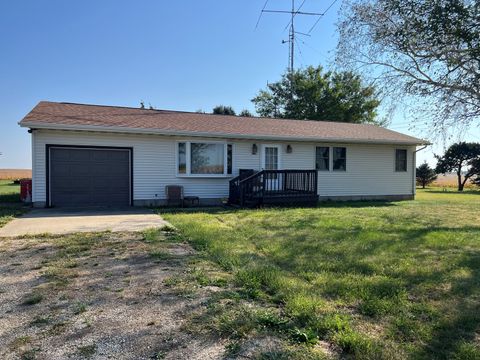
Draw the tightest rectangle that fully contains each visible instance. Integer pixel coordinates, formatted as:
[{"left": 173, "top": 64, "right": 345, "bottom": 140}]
[{"left": 48, "top": 147, "right": 132, "bottom": 207}]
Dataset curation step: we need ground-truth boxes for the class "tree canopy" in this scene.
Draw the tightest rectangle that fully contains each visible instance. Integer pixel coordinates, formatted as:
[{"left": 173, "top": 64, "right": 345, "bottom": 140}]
[
  {"left": 212, "top": 105, "right": 236, "bottom": 116},
  {"left": 471, "top": 159, "right": 480, "bottom": 187},
  {"left": 337, "top": 0, "right": 480, "bottom": 131},
  {"left": 238, "top": 109, "right": 253, "bottom": 117},
  {"left": 416, "top": 162, "right": 437, "bottom": 188},
  {"left": 435, "top": 142, "right": 480, "bottom": 191},
  {"left": 251, "top": 66, "right": 381, "bottom": 124}
]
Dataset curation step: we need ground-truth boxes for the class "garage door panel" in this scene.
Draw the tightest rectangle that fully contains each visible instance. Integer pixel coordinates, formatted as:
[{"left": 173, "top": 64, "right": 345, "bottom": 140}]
[
  {"left": 68, "top": 150, "right": 92, "bottom": 161},
  {"left": 50, "top": 148, "right": 131, "bottom": 207},
  {"left": 52, "top": 178, "right": 90, "bottom": 192},
  {"left": 90, "top": 164, "right": 129, "bottom": 177}
]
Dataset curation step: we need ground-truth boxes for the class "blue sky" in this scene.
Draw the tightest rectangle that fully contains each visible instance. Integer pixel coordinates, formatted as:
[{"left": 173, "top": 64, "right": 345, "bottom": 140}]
[{"left": 0, "top": 0, "right": 478, "bottom": 169}]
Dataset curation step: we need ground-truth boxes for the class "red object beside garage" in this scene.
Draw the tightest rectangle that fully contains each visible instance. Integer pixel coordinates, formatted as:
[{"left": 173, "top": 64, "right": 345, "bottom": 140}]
[{"left": 20, "top": 179, "right": 32, "bottom": 203}]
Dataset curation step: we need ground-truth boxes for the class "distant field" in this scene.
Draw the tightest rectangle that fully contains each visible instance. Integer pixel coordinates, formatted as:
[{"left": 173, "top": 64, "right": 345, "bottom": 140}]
[
  {"left": 433, "top": 173, "right": 476, "bottom": 189},
  {"left": 0, "top": 169, "right": 31, "bottom": 180}
]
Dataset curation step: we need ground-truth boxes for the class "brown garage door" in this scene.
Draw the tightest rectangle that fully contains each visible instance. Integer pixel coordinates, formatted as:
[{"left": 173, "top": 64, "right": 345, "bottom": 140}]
[{"left": 49, "top": 147, "right": 131, "bottom": 207}]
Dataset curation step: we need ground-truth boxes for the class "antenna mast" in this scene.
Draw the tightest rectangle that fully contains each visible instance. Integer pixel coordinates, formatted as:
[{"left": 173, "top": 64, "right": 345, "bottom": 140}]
[
  {"left": 289, "top": 0, "right": 294, "bottom": 73},
  {"left": 260, "top": 1, "right": 323, "bottom": 73}
]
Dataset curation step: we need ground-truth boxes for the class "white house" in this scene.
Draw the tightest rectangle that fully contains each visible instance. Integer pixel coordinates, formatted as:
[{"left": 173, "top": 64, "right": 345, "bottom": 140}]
[{"left": 19, "top": 101, "right": 427, "bottom": 207}]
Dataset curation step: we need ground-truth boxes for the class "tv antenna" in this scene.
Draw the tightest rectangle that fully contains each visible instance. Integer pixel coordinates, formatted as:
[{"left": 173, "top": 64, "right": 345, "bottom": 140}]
[{"left": 256, "top": 0, "right": 324, "bottom": 73}]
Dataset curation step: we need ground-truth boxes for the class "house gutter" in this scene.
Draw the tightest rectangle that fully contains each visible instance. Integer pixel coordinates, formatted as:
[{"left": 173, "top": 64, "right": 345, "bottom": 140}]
[
  {"left": 19, "top": 122, "right": 430, "bottom": 146},
  {"left": 412, "top": 145, "right": 429, "bottom": 195}
]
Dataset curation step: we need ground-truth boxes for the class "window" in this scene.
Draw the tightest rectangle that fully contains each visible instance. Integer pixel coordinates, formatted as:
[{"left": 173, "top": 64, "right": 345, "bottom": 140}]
[
  {"left": 227, "top": 144, "right": 233, "bottom": 175},
  {"left": 333, "top": 147, "right": 346, "bottom": 171},
  {"left": 315, "top": 147, "right": 330, "bottom": 171},
  {"left": 178, "top": 142, "right": 186, "bottom": 174},
  {"left": 395, "top": 149, "right": 407, "bottom": 172},
  {"left": 191, "top": 143, "right": 224, "bottom": 174},
  {"left": 264, "top": 146, "right": 279, "bottom": 170},
  {"left": 177, "top": 142, "right": 233, "bottom": 176}
]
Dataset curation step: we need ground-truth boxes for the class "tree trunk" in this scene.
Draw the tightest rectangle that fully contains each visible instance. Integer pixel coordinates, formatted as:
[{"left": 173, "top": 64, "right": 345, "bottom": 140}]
[{"left": 457, "top": 170, "right": 463, "bottom": 191}]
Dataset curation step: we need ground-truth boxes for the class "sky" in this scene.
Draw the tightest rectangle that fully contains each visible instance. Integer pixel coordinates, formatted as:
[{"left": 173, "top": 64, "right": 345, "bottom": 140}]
[{"left": 0, "top": 0, "right": 478, "bottom": 169}]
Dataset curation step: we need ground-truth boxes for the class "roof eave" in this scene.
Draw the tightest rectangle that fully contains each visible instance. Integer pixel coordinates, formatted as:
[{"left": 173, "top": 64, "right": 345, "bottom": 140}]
[{"left": 19, "top": 121, "right": 429, "bottom": 146}]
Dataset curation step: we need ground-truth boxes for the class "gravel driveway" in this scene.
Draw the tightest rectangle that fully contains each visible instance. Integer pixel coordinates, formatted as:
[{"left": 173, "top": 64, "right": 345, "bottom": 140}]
[{"left": 0, "top": 231, "right": 226, "bottom": 359}]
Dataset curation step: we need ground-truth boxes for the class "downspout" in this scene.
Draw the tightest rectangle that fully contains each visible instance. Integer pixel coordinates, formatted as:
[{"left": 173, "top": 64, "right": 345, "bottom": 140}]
[{"left": 413, "top": 145, "right": 428, "bottom": 196}]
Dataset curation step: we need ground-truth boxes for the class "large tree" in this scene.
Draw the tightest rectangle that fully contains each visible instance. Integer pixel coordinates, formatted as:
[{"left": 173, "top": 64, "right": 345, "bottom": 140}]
[
  {"left": 337, "top": 0, "right": 480, "bottom": 131},
  {"left": 435, "top": 142, "right": 480, "bottom": 191},
  {"left": 471, "top": 159, "right": 480, "bottom": 187},
  {"left": 251, "top": 66, "right": 381, "bottom": 124},
  {"left": 416, "top": 162, "right": 438, "bottom": 188}
]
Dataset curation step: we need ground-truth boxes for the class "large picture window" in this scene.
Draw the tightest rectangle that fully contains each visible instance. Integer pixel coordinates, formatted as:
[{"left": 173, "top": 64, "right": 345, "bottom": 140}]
[
  {"left": 395, "top": 149, "right": 407, "bottom": 172},
  {"left": 315, "top": 147, "right": 330, "bottom": 171},
  {"left": 333, "top": 147, "right": 347, "bottom": 171},
  {"left": 177, "top": 142, "right": 233, "bottom": 176}
]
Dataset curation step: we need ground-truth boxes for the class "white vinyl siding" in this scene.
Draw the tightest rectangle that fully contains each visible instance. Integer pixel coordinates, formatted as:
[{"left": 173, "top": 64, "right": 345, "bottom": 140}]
[
  {"left": 317, "top": 144, "right": 415, "bottom": 196},
  {"left": 31, "top": 130, "right": 416, "bottom": 203}
]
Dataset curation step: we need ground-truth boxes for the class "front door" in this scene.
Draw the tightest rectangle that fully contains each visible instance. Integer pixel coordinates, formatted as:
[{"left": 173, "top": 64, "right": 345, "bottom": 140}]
[{"left": 262, "top": 145, "right": 281, "bottom": 191}]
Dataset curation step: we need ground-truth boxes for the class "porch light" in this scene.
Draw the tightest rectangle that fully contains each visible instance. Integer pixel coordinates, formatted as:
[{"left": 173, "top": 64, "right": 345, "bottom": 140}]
[
  {"left": 252, "top": 144, "right": 258, "bottom": 155},
  {"left": 286, "top": 145, "right": 292, "bottom": 153}
]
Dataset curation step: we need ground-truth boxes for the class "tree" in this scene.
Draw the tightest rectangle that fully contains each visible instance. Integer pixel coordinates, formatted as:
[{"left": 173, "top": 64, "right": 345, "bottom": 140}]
[
  {"left": 416, "top": 162, "right": 438, "bottom": 188},
  {"left": 212, "top": 105, "right": 236, "bottom": 116},
  {"left": 435, "top": 142, "right": 480, "bottom": 191},
  {"left": 471, "top": 159, "right": 480, "bottom": 187},
  {"left": 251, "top": 66, "right": 381, "bottom": 124},
  {"left": 337, "top": 0, "right": 480, "bottom": 131},
  {"left": 239, "top": 109, "right": 253, "bottom": 117}
]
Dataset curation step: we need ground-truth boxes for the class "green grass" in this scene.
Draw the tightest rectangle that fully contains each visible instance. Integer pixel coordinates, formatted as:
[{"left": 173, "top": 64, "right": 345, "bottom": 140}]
[
  {"left": 0, "top": 180, "right": 25, "bottom": 228},
  {"left": 0, "top": 179, "right": 21, "bottom": 202},
  {"left": 76, "top": 344, "right": 97, "bottom": 358},
  {"left": 22, "top": 292, "right": 43, "bottom": 305},
  {"left": 162, "top": 189, "right": 480, "bottom": 359}
]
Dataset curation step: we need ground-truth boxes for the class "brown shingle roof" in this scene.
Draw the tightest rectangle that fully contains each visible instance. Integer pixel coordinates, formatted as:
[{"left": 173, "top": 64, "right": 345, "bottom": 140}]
[{"left": 19, "top": 101, "right": 427, "bottom": 145}]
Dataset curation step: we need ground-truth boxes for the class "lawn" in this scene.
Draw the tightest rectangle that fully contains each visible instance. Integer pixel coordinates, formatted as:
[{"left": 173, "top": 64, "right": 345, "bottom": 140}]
[
  {"left": 161, "top": 189, "right": 480, "bottom": 359},
  {"left": 1, "top": 187, "right": 479, "bottom": 359},
  {"left": 0, "top": 180, "right": 25, "bottom": 228}
]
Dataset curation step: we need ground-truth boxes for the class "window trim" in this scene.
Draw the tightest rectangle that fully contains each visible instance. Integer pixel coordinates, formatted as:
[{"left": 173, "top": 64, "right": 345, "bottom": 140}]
[
  {"left": 395, "top": 148, "right": 408, "bottom": 172},
  {"left": 175, "top": 140, "right": 234, "bottom": 177},
  {"left": 315, "top": 146, "right": 331, "bottom": 171},
  {"left": 332, "top": 146, "right": 347, "bottom": 172}
]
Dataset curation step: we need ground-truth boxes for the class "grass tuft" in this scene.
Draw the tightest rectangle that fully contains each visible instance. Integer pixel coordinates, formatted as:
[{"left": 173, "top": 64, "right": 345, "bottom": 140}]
[
  {"left": 76, "top": 344, "right": 97, "bottom": 358},
  {"left": 22, "top": 292, "right": 43, "bottom": 305}
]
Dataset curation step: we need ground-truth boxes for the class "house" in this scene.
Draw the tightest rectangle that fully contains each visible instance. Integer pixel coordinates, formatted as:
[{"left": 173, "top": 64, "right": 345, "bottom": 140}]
[{"left": 19, "top": 101, "right": 427, "bottom": 207}]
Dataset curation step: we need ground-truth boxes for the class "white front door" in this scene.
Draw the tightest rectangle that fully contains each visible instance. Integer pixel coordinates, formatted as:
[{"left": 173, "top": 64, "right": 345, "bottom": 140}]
[{"left": 261, "top": 145, "right": 281, "bottom": 191}]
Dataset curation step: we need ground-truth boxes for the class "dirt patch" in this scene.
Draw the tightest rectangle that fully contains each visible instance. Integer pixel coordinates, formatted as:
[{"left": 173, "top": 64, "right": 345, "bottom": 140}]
[{"left": 0, "top": 232, "right": 226, "bottom": 359}]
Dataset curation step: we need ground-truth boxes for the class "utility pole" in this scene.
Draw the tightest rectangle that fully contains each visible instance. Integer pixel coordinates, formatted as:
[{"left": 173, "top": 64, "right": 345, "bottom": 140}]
[{"left": 259, "top": 1, "right": 323, "bottom": 73}]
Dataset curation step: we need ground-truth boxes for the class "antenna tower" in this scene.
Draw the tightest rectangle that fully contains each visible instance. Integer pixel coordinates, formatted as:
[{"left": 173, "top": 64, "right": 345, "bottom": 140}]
[{"left": 259, "top": 0, "right": 323, "bottom": 73}]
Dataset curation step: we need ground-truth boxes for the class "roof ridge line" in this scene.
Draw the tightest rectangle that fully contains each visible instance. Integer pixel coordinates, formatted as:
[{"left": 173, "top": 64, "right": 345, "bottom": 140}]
[{"left": 38, "top": 101, "right": 380, "bottom": 128}]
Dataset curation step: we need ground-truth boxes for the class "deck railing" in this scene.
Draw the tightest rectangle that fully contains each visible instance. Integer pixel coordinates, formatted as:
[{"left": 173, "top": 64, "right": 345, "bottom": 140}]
[{"left": 229, "top": 169, "right": 318, "bottom": 206}]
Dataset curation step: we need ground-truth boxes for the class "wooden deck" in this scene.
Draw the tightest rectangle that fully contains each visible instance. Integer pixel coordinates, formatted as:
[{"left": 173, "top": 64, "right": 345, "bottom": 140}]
[{"left": 229, "top": 169, "right": 318, "bottom": 207}]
